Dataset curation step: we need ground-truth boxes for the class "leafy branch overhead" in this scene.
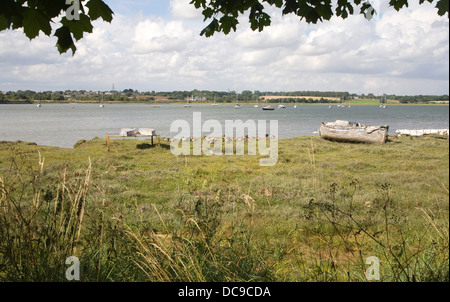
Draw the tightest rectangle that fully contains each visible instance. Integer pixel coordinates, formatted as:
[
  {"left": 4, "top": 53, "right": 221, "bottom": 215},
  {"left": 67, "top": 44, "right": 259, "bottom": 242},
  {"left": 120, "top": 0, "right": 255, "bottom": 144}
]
[
  {"left": 0, "top": 0, "right": 448, "bottom": 55},
  {"left": 191, "top": 0, "right": 449, "bottom": 37},
  {"left": 0, "top": 0, "right": 113, "bottom": 54}
]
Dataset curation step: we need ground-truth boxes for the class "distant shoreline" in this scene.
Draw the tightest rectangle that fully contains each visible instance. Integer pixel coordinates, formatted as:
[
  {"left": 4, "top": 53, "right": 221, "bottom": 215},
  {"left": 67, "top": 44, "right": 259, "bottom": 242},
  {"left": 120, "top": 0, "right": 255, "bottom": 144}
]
[
  {"left": 0, "top": 100, "right": 33, "bottom": 104},
  {"left": 1, "top": 100, "right": 448, "bottom": 106}
]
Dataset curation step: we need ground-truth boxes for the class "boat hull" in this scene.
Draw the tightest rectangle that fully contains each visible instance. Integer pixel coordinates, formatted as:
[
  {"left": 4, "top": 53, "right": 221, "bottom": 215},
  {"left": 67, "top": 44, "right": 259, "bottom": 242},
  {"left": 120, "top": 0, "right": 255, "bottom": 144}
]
[
  {"left": 319, "top": 121, "right": 389, "bottom": 144},
  {"left": 262, "top": 106, "right": 275, "bottom": 111}
]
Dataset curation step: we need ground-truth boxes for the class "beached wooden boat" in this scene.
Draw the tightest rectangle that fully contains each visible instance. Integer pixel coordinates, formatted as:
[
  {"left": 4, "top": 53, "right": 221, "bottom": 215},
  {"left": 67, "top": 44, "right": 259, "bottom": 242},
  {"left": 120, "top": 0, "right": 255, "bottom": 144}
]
[{"left": 319, "top": 120, "right": 389, "bottom": 144}]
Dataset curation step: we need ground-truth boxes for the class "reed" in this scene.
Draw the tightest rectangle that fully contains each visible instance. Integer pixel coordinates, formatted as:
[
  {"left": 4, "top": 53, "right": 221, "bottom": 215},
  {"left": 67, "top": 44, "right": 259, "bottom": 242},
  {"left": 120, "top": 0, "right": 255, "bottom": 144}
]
[{"left": 0, "top": 135, "right": 447, "bottom": 282}]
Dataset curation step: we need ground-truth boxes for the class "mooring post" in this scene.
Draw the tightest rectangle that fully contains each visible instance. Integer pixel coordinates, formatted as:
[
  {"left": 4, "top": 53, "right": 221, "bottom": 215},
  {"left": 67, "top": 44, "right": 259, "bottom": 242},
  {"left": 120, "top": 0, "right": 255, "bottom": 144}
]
[{"left": 105, "top": 133, "right": 110, "bottom": 152}]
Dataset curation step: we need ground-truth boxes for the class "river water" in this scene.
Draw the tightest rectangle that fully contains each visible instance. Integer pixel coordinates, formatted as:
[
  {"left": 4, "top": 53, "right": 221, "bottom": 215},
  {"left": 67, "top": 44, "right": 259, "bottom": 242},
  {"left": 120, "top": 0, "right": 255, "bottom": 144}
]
[{"left": 0, "top": 103, "right": 448, "bottom": 148}]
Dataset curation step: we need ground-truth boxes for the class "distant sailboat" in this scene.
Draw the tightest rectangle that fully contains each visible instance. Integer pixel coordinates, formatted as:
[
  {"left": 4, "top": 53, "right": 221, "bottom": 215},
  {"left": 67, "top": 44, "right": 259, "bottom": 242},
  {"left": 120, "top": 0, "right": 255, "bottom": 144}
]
[
  {"left": 234, "top": 93, "right": 241, "bottom": 109},
  {"left": 294, "top": 99, "right": 297, "bottom": 109},
  {"left": 262, "top": 97, "right": 274, "bottom": 110},
  {"left": 337, "top": 98, "right": 346, "bottom": 108},
  {"left": 99, "top": 92, "right": 105, "bottom": 108},
  {"left": 185, "top": 96, "right": 192, "bottom": 107},
  {"left": 153, "top": 98, "right": 160, "bottom": 108},
  {"left": 211, "top": 96, "right": 218, "bottom": 106},
  {"left": 380, "top": 94, "right": 387, "bottom": 109},
  {"left": 36, "top": 93, "right": 41, "bottom": 107}
]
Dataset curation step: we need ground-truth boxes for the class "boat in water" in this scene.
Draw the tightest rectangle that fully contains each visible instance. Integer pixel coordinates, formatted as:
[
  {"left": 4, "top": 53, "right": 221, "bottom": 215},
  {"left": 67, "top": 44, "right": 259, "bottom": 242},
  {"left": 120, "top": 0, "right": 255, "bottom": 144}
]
[
  {"left": 185, "top": 95, "right": 193, "bottom": 107},
  {"left": 100, "top": 92, "right": 105, "bottom": 108},
  {"left": 319, "top": 120, "right": 389, "bottom": 144},
  {"left": 262, "top": 106, "right": 275, "bottom": 111}
]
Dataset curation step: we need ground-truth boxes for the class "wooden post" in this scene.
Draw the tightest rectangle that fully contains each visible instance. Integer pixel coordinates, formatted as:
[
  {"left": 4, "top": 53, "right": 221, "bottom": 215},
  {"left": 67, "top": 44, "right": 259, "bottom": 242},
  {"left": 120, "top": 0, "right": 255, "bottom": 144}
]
[
  {"left": 105, "top": 133, "right": 110, "bottom": 152},
  {"left": 157, "top": 135, "right": 160, "bottom": 147}
]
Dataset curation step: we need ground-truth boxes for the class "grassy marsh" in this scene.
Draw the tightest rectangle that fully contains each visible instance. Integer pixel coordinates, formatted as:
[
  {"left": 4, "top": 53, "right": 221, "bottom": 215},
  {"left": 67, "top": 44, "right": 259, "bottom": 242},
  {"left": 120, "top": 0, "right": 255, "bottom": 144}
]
[{"left": 0, "top": 135, "right": 448, "bottom": 282}]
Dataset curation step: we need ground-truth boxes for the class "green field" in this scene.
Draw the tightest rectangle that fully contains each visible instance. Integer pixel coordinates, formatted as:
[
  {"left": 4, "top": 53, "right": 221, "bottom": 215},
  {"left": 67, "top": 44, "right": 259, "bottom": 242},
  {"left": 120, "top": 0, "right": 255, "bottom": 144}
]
[{"left": 0, "top": 135, "right": 448, "bottom": 282}]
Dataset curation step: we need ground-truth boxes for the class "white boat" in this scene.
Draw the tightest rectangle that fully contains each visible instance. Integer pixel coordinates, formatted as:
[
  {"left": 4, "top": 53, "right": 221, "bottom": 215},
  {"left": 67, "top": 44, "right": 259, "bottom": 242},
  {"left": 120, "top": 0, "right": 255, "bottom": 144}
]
[
  {"left": 278, "top": 104, "right": 285, "bottom": 109},
  {"left": 36, "top": 93, "right": 41, "bottom": 107},
  {"left": 100, "top": 92, "right": 105, "bottom": 108},
  {"left": 380, "top": 94, "right": 387, "bottom": 109},
  {"left": 262, "top": 106, "right": 275, "bottom": 111},
  {"left": 234, "top": 93, "right": 241, "bottom": 108},
  {"left": 185, "top": 95, "right": 193, "bottom": 107},
  {"left": 396, "top": 129, "right": 449, "bottom": 137},
  {"left": 320, "top": 120, "right": 389, "bottom": 144}
]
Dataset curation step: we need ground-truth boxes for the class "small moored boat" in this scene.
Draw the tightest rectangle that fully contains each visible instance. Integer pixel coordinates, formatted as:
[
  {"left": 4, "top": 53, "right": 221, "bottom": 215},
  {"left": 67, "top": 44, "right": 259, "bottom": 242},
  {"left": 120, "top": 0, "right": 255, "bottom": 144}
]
[
  {"left": 319, "top": 120, "right": 389, "bottom": 144},
  {"left": 262, "top": 106, "right": 275, "bottom": 111}
]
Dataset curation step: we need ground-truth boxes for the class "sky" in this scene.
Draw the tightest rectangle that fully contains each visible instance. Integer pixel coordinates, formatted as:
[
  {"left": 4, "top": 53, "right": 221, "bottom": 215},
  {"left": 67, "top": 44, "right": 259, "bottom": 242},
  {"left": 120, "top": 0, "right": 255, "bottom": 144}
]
[{"left": 0, "top": 0, "right": 448, "bottom": 95}]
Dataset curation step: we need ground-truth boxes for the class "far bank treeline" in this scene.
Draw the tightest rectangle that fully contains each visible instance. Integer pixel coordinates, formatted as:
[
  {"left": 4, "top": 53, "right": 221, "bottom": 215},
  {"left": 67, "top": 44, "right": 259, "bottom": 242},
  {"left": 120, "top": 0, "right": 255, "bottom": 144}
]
[{"left": 0, "top": 89, "right": 448, "bottom": 104}]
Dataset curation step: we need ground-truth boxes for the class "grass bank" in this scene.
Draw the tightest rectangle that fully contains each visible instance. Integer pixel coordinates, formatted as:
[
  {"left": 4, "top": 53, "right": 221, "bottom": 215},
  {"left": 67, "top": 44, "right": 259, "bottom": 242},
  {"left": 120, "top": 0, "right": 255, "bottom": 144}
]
[{"left": 0, "top": 135, "right": 448, "bottom": 282}]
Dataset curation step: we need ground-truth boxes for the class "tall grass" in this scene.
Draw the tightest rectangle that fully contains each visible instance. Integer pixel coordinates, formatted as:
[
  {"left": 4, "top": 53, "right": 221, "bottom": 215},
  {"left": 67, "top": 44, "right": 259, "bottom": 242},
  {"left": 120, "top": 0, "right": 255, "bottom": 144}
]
[
  {"left": 121, "top": 190, "right": 275, "bottom": 282},
  {"left": 0, "top": 136, "right": 448, "bottom": 282},
  {"left": 0, "top": 150, "right": 140, "bottom": 281}
]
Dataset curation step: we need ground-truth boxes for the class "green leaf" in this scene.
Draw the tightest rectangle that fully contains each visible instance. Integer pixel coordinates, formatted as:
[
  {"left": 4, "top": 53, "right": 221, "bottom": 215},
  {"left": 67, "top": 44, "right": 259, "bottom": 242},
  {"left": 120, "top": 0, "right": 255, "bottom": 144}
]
[
  {"left": 60, "top": 14, "right": 93, "bottom": 41},
  {"left": 85, "top": 0, "right": 113, "bottom": 22},
  {"left": 54, "top": 25, "right": 76, "bottom": 55},
  {"left": 389, "top": 0, "right": 409, "bottom": 11},
  {"left": 283, "top": 0, "right": 299, "bottom": 15},
  {"left": 436, "top": 0, "right": 449, "bottom": 17},
  {"left": 22, "top": 8, "right": 52, "bottom": 39},
  {"left": 37, "top": 0, "right": 66, "bottom": 19},
  {"left": 200, "top": 18, "right": 219, "bottom": 37},
  {"left": 0, "top": 15, "right": 10, "bottom": 31},
  {"left": 202, "top": 7, "right": 214, "bottom": 20},
  {"left": 219, "top": 15, "right": 239, "bottom": 35}
]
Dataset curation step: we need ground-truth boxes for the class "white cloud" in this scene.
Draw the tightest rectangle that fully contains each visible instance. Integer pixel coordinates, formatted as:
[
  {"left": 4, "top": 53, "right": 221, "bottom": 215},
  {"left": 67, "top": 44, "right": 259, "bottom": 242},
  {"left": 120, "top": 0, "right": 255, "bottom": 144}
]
[
  {"left": 0, "top": 1, "right": 448, "bottom": 95},
  {"left": 170, "top": 0, "right": 203, "bottom": 20},
  {"left": 131, "top": 18, "right": 194, "bottom": 53}
]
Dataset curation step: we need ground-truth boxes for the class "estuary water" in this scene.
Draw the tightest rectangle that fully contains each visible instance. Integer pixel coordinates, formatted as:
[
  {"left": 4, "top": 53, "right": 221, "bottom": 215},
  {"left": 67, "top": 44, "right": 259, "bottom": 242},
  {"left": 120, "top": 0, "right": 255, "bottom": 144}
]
[{"left": 0, "top": 103, "right": 448, "bottom": 148}]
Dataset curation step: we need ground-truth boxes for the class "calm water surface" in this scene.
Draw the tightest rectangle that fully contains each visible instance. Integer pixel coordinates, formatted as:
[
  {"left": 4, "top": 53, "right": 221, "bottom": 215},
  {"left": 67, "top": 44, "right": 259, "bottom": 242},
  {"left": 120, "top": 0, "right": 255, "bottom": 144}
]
[{"left": 0, "top": 104, "right": 448, "bottom": 148}]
